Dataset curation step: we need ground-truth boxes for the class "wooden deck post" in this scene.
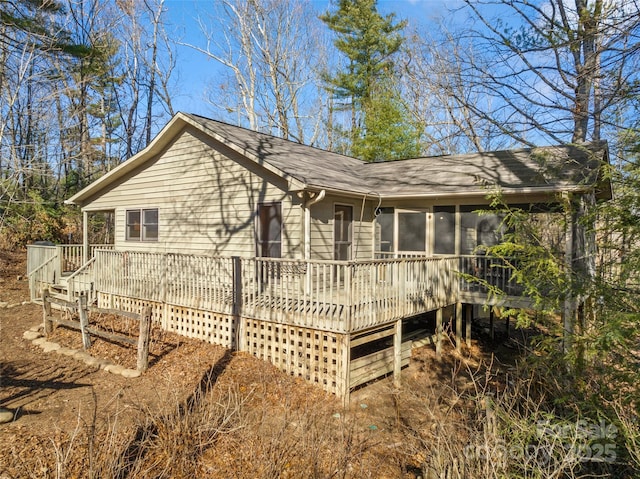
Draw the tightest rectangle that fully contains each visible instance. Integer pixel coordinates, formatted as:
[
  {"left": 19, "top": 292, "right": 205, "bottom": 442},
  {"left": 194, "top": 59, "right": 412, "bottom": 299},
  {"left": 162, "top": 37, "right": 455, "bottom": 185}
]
[
  {"left": 78, "top": 294, "right": 91, "bottom": 350},
  {"left": 436, "top": 308, "right": 443, "bottom": 357},
  {"left": 455, "top": 302, "right": 462, "bottom": 352},
  {"left": 137, "top": 306, "right": 152, "bottom": 372},
  {"left": 232, "top": 256, "right": 245, "bottom": 351},
  {"left": 465, "top": 304, "right": 472, "bottom": 348},
  {"left": 42, "top": 289, "right": 53, "bottom": 335},
  {"left": 82, "top": 210, "right": 89, "bottom": 264},
  {"left": 393, "top": 318, "right": 402, "bottom": 387},
  {"left": 340, "top": 333, "right": 351, "bottom": 406},
  {"left": 562, "top": 191, "right": 574, "bottom": 355},
  {"left": 489, "top": 308, "right": 495, "bottom": 340}
]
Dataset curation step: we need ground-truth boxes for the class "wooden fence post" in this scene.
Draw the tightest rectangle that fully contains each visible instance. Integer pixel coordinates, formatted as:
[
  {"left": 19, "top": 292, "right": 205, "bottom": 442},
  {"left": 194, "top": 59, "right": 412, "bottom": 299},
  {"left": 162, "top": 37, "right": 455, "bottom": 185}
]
[
  {"left": 42, "top": 289, "right": 53, "bottom": 335},
  {"left": 137, "top": 306, "right": 152, "bottom": 372},
  {"left": 78, "top": 294, "right": 91, "bottom": 350}
]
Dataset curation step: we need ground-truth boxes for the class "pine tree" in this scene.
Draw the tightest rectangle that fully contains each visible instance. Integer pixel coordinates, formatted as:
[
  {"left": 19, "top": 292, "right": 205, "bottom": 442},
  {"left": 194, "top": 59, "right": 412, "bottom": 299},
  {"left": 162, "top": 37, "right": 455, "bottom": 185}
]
[{"left": 320, "top": 0, "right": 420, "bottom": 161}]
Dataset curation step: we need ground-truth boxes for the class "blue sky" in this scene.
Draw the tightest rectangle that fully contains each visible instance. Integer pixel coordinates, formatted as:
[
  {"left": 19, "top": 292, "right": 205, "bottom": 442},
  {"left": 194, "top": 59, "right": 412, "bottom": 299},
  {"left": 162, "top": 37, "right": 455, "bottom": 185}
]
[{"left": 163, "top": 0, "right": 466, "bottom": 114}]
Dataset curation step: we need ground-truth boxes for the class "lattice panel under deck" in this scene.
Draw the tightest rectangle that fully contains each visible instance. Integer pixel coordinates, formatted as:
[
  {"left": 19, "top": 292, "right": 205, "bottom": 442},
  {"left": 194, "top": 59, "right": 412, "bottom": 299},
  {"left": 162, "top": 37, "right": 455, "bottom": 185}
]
[
  {"left": 241, "top": 319, "right": 345, "bottom": 396},
  {"left": 97, "top": 293, "right": 235, "bottom": 348},
  {"left": 97, "top": 293, "right": 163, "bottom": 323},
  {"left": 165, "top": 305, "right": 234, "bottom": 348}
]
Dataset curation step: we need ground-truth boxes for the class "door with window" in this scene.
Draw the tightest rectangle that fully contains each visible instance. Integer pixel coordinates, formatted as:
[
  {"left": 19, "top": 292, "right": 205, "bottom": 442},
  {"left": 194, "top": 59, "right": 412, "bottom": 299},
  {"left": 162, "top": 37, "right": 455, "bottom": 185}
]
[
  {"left": 257, "top": 202, "right": 282, "bottom": 258},
  {"left": 334, "top": 205, "right": 352, "bottom": 261}
]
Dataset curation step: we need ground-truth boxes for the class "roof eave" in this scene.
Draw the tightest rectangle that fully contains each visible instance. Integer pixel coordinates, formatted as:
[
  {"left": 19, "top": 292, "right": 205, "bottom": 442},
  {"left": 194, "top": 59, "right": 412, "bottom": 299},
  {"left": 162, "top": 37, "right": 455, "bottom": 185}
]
[{"left": 374, "top": 185, "right": 593, "bottom": 201}]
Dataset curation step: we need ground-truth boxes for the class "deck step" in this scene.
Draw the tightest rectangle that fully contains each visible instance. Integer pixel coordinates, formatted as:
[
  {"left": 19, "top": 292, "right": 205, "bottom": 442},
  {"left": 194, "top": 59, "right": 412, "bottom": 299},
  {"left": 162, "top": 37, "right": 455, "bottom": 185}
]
[{"left": 48, "top": 285, "right": 70, "bottom": 301}]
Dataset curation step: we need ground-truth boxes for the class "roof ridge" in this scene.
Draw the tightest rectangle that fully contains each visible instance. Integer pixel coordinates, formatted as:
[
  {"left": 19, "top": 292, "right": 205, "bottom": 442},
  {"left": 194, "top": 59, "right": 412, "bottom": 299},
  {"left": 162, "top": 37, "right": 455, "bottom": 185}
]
[{"left": 185, "top": 112, "right": 365, "bottom": 166}]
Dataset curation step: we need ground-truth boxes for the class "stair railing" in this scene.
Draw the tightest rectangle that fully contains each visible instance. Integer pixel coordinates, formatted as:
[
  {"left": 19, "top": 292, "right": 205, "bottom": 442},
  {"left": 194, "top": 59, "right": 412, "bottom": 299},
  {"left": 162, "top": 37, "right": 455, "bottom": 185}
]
[
  {"left": 28, "top": 255, "right": 59, "bottom": 302},
  {"left": 66, "top": 257, "right": 97, "bottom": 303}
]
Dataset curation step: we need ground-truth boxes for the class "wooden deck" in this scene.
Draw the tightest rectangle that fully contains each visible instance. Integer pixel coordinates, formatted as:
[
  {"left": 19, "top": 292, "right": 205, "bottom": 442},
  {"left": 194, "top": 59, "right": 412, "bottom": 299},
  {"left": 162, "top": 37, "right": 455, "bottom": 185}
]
[{"left": 27, "top": 245, "right": 526, "bottom": 399}]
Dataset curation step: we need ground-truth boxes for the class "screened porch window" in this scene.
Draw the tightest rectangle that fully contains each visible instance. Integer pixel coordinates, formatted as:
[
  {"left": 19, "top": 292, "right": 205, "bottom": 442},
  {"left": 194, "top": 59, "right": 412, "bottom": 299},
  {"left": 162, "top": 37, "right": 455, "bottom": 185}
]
[
  {"left": 257, "top": 202, "right": 282, "bottom": 258},
  {"left": 126, "top": 208, "right": 158, "bottom": 241},
  {"left": 397, "top": 211, "right": 426, "bottom": 252},
  {"left": 459, "top": 206, "right": 503, "bottom": 254}
]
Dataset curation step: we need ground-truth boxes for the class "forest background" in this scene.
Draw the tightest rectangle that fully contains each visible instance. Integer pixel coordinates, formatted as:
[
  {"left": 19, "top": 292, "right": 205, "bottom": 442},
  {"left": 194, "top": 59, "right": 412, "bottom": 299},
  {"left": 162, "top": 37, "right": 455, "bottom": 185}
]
[{"left": 2, "top": 0, "right": 640, "bottom": 476}]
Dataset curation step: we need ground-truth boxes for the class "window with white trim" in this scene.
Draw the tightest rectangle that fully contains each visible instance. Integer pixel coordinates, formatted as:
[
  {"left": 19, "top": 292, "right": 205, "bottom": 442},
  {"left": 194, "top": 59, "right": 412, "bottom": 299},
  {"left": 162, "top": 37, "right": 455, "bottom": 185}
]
[{"left": 126, "top": 208, "right": 158, "bottom": 241}]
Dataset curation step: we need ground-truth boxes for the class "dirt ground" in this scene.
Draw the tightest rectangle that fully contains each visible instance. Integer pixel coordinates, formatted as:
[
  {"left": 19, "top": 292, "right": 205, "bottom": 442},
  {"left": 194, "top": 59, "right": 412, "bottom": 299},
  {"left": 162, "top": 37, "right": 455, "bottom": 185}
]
[
  {"left": 0, "top": 251, "right": 238, "bottom": 440},
  {"left": 0, "top": 250, "right": 513, "bottom": 478}
]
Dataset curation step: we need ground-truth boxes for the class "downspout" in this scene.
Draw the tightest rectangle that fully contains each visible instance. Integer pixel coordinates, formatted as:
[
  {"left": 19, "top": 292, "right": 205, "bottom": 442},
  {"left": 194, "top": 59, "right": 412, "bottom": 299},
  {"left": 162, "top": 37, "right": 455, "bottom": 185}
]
[{"left": 304, "top": 190, "right": 326, "bottom": 260}]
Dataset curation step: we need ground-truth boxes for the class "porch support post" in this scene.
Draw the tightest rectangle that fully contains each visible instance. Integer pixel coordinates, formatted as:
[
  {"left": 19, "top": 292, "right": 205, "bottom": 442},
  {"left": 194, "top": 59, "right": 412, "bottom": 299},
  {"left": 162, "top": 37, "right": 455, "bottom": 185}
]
[
  {"left": 455, "top": 301, "right": 462, "bottom": 352},
  {"left": 436, "top": 308, "right": 443, "bottom": 357},
  {"left": 562, "top": 191, "right": 574, "bottom": 355},
  {"left": 489, "top": 308, "right": 495, "bottom": 341},
  {"left": 82, "top": 210, "right": 89, "bottom": 264},
  {"left": 393, "top": 318, "right": 402, "bottom": 387},
  {"left": 232, "top": 256, "right": 244, "bottom": 351},
  {"left": 465, "top": 304, "right": 472, "bottom": 348},
  {"left": 340, "top": 333, "right": 351, "bottom": 406}
]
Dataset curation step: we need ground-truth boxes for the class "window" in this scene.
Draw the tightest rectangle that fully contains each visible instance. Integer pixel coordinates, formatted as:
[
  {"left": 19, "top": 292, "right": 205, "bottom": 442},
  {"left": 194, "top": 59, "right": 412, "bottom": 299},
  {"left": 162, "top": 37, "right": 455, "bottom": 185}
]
[
  {"left": 434, "top": 206, "right": 455, "bottom": 254},
  {"left": 257, "top": 202, "right": 282, "bottom": 257},
  {"left": 126, "top": 208, "right": 158, "bottom": 241},
  {"left": 459, "top": 206, "right": 503, "bottom": 254},
  {"left": 397, "top": 210, "right": 426, "bottom": 252}
]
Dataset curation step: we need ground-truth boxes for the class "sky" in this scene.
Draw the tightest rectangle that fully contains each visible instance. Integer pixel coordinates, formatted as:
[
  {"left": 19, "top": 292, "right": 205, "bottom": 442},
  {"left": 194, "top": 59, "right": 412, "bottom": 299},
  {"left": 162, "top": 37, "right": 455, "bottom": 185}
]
[{"left": 161, "top": 0, "right": 467, "bottom": 115}]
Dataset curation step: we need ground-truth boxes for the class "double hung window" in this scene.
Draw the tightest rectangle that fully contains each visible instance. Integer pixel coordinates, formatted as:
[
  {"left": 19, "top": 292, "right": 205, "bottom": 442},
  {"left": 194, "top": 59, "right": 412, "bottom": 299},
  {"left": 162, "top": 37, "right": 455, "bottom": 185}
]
[{"left": 126, "top": 208, "right": 158, "bottom": 241}]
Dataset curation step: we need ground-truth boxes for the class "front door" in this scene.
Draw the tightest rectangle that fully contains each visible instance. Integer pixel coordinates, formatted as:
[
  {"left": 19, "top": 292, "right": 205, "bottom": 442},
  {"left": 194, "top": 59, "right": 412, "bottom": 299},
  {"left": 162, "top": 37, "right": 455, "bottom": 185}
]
[{"left": 334, "top": 205, "right": 352, "bottom": 261}]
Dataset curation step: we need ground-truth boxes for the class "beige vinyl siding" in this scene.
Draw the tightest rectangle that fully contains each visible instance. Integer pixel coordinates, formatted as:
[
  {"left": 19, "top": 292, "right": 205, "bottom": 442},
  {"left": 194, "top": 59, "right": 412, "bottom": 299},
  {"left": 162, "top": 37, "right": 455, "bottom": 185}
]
[
  {"left": 308, "top": 193, "right": 375, "bottom": 261},
  {"left": 85, "top": 126, "right": 301, "bottom": 257}
]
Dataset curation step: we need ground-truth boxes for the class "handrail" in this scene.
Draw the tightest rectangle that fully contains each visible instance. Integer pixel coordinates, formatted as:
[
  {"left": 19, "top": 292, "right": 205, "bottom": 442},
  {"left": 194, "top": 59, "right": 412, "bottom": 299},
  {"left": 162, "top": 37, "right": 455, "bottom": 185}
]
[
  {"left": 27, "top": 254, "right": 58, "bottom": 279},
  {"left": 28, "top": 254, "right": 59, "bottom": 302},
  {"left": 26, "top": 245, "right": 57, "bottom": 275},
  {"left": 66, "top": 256, "right": 97, "bottom": 301},
  {"left": 66, "top": 256, "right": 96, "bottom": 282}
]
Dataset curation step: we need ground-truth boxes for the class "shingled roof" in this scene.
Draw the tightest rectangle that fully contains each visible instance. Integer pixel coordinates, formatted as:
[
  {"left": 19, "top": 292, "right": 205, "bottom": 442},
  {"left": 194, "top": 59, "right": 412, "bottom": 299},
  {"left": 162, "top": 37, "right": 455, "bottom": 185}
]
[
  {"left": 186, "top": 114, "right": 610, "bottom": 200},
  {"left": 67, "top": 112, "right": 611, "bottom": 206}
]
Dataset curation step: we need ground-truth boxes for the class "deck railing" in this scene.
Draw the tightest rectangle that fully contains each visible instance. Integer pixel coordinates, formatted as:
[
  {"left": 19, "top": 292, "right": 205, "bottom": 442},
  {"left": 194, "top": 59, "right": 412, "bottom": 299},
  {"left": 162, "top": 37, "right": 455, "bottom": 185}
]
[
  {"left": 28, "top": 245, "right": 524, "bottom": 332},
  {"left": 93, "top": 250, "right": 235, "bottom": 314},
  {"left": 458, "top": 255, "right": 522, "bottom": 296},
  {"left": 87, "top": 251, "right": 466, "bottom": 333},
  {"left": 66, "top": 257, "right": 97, "bottom": 303},
  {"left": 28, "top": 255, "right": 59, "bottom": 302},
  {"left": 27, "top": 245, "right": 58, "bottom": 276},
  {"left": 27, "top": 243, "right": 115, "bottom": 277}
]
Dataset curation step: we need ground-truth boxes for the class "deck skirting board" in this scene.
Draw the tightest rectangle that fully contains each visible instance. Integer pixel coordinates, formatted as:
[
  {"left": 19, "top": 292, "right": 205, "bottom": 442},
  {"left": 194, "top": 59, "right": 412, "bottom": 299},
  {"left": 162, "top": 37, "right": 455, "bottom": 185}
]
[{"left": 90, "top": 290, "right": 486, "bottom": 399}]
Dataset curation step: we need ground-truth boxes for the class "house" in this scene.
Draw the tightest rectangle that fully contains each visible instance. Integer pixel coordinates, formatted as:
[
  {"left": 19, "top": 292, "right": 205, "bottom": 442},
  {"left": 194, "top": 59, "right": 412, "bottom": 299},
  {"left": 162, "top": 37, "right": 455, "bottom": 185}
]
[{"left": 27, "top": 112, "right": 611, "bottom": 399}]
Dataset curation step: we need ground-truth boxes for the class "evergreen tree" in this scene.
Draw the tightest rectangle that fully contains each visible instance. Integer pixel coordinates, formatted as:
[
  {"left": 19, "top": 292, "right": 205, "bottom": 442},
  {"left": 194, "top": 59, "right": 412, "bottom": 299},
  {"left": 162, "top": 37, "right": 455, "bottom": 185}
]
[
  {"left": 320, "top": 0, "right": 420, "bottom": 161},
  {"left": 0, "top": 0, "right": 91, "bottom": 56}
]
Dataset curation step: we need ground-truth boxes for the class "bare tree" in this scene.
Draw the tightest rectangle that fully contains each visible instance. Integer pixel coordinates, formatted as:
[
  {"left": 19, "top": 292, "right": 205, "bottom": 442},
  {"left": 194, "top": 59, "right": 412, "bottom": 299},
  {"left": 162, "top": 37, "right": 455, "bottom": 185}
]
[
  {"left": 114, "top": 0, "right": 176, "bottom": 159},
  {"left": 402, "top": 28, "right": 517, "bottom": 155},
  {"left": 185, "top": 0, "right": 325, "bottom": 144},
  {"left": 435, "top": 0, "right": 640, "bottom": 146}
]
